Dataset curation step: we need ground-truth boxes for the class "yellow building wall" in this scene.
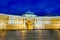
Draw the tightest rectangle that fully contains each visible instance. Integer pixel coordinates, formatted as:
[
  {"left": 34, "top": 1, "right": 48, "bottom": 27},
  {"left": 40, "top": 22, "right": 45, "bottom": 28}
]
[
  {"left": 0, "top": 15, "right": 8, "bottom": 29},
  {"left": 45, "top": 18, "right": 60, "bottom": 29},
  {"left": 0, "top": 14, "right": 60, "bottom": 29}
]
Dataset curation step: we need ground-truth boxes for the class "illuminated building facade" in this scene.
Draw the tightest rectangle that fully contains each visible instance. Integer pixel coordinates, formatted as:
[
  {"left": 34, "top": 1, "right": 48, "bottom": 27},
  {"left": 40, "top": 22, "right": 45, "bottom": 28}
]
[{"left": 0, "top": 10, "right": 60, "bottom": 30}]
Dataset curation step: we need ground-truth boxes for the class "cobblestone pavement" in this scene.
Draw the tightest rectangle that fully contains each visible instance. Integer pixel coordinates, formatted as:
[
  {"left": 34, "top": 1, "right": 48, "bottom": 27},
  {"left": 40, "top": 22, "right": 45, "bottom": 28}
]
[{"left": 0, "top": 30, "right": 60, "bottom": 40}]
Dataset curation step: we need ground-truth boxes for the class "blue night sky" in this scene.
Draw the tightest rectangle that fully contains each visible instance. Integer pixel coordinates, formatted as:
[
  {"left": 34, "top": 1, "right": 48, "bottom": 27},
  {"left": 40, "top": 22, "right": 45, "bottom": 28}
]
[{"left": 0, "top": 0, "right": 60, "bottom": 16}]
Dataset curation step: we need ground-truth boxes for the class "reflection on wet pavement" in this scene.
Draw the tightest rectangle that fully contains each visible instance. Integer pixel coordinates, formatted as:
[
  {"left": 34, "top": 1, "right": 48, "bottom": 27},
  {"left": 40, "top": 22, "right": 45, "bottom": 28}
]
[{"left": 0, "top": 30, "right": 60, "bottom": 40}]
